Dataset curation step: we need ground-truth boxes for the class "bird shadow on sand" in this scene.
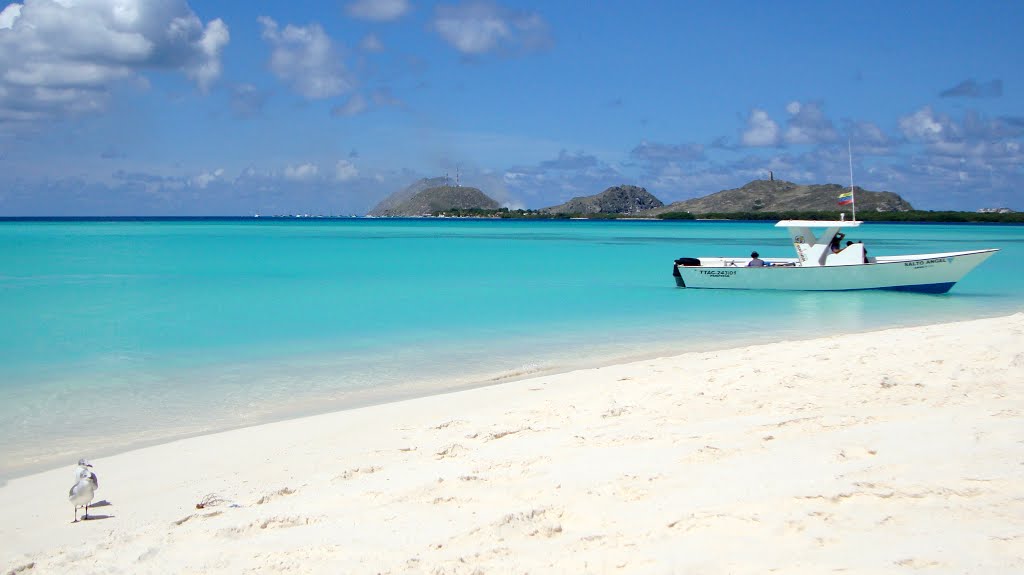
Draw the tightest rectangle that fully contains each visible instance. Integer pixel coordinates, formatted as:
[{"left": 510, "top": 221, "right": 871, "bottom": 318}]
[
  {"left": 77, "top": 513, "right": 115, "bottom": 522},
  {"left": 90, "top": 500, "right": 113, "bottom": 508}
]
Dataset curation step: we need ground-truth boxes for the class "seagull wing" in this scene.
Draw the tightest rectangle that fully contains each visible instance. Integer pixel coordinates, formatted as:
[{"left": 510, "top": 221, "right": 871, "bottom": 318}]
[{"left": 68, "top": 478, "right": 95, "bottom": 505}]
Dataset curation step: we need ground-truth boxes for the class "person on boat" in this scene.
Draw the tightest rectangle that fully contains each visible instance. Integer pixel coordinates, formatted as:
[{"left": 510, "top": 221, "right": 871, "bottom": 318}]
[
  {"left": 829, "top": 232, "right": 846, "bottom": 254},
  {"left": 747, "top": 251, "right": 766, "bottom": 267}
]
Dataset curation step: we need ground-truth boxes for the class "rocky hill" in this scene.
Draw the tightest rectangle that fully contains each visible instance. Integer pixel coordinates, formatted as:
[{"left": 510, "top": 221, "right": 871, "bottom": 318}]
[
  {"left": 645, "top": 180, "right": 913, "bottom": 216},
  {"left": 367, "top": 177, "right": 447, "bottom": 216},
  {"left": 542, "top": 185, "right": 663, "bottom": 215},
  {"left": 370, "top": 185, "right": 500, "bottom": 217}
]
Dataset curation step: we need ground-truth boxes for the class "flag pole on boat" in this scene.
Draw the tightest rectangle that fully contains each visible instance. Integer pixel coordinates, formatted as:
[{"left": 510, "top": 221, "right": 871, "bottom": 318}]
[{"left": 848, "top": 139, "right": 857, "bottom": 222}]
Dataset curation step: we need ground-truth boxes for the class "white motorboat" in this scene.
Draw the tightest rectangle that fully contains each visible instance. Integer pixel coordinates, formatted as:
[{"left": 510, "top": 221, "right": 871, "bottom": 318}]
[{"left": 673, "top": 220, "right": 998, "bottom": 293}]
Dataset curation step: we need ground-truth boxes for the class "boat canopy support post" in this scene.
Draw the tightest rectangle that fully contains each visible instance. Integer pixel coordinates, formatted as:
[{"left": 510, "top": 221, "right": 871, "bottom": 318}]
[{"left": 775, "top": 220, "right": 862, "bottom": 267}]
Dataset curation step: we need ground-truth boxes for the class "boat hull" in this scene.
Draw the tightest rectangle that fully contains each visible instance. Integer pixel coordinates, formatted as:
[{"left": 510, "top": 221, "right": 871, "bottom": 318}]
[{"left": 674, "top": 249, "right": 998, "bottom": 293}]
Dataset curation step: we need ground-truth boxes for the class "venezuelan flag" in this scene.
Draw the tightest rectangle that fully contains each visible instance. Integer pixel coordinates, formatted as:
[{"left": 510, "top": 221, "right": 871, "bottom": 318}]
[{"left": 837, "top": 191, "right": 854, "bottom": 205}]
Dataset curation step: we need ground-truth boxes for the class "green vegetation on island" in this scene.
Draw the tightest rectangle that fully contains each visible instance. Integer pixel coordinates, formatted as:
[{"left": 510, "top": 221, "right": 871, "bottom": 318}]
[
  {"left": 368, "top": 183, "right": 498, "bottom": 217},
  {"left": 366, "top": 177, "right": 447, "bottom": 217},
  {"left": 645, "top": 180, "right": 913, "bottom": 216},
  {"left": 658, "top": 210, "right": 1024, "bottom": 223},
  {"left": 431, "top": 207, "right": 639, "bottom": 219},
  {"left": 540, "top": 185, "right": 663, "bottom": 215}
]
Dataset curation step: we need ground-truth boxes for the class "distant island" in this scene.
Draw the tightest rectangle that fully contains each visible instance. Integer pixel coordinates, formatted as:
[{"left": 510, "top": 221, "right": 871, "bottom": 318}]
[
  {"left": 366, "top": 177, "right": 447, "bottom": 217},
  {"left": 646, "top": 179, "right": 913, "bottom": 216},
  {"left": 366, "top": 178, "right": 1022, "bottom": 223},
  {"left": 367, "top": 180, "right": 498, "bottom": 217},
  {"left": 540, "top": 185, "right": 663, "bottom": 216},
  {"left": 368, "top": 182, "right": 666, "bottom": 219}
]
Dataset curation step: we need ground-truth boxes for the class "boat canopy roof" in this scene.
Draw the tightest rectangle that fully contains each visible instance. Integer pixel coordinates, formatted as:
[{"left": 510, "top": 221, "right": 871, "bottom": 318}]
[{"left": 775, "top": 220, "right": 862, "bottom": 228}]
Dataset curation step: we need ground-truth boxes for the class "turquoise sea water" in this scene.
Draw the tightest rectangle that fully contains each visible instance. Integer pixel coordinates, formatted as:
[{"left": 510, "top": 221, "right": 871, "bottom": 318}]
[{"left": 2, "top": 218, "right": 1022, "bottom": 479}]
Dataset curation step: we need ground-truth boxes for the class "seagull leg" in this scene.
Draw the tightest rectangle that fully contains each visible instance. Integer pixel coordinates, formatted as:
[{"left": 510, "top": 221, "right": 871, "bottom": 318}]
[
  {"left": 83, "top": 503, "right": 89, "bottom": 520},
  {"left": 73, "top": 505, "right": 79, "bottom": 523}
]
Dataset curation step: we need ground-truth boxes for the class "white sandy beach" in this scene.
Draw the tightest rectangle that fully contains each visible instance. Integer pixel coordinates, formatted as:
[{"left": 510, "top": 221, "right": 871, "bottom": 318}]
[{"left": 2, "top": 314, "right": 1023, "bottom": 574}]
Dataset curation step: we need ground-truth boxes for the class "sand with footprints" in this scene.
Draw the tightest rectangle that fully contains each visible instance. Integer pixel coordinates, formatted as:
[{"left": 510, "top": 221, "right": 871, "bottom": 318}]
[{"left": 2, "top": 314, "right": 1023, "bottom": 573}]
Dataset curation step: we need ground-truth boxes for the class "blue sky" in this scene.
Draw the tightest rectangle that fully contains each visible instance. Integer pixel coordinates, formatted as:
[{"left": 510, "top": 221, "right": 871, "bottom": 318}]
[{"left": 0, "top": 0, "right": 1021, "bottom": 215}]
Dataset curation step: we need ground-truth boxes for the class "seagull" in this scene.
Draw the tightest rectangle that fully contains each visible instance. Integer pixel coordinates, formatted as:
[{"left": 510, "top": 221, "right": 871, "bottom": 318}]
[
  {"left": 69, "top": 466, "right": 98, "bottom": 522},
  {"left": 74, "top": 459, "right": 99, "bottom": 492}
]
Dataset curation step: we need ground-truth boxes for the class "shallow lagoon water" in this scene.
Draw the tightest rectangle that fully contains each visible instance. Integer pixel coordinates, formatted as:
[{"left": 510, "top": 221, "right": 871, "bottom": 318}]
[{"left": 2, "top": 218, "right": 1022, "bottom": 478}]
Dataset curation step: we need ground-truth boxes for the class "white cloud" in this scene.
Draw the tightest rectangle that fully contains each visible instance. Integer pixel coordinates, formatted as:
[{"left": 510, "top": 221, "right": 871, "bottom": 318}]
[
  {"left": 360, "top": 33, "right": 384, "bottom": 52},
  {"left": 335, "top": 159, "right": 359, "bottom": 181},
  {"left": 331, "top": 93, "right": 367, "bottom": 117},
  {"left": 284, "top": 163, "right": 319, "bottom": 180},
  {"left": 230, "top": 83, "right": 267, "bottom": 117},
  {"left": 850, "top": 121, "right": 889, "bottom": 146},
  {"left": 783, "top": 101, "right": 837, "bottom": 145},
  {"left": 0, "top": 3, "right": 22, "bottom": 29},
  {"left": 940, "top": 78, "right": 1003, "bottom": 99},
  {"left": 899, "top": 107, "right": 947, "bottom": 142},
  {"left": 259, "top": 16, "right": 352, "bottom": 100},
  {"left": 503, "top": 171, "right": 526, "bottom": 184},
  {"left": 433, "top": 1, "right": 550, "bottom": 55},
  {"left": 631, "top": 141, "right": 705, "bottom": 164},
  {"left": 187, "top": 18, "right": 229, "bottom": 90},
  {"left": 372, "top": 88, "right": 402, "bottom": 108},
  {"left": 845, "top": 120, "right": 893, "bottom": 156},
  {"left": 346, "top": 0, "right": 410, "bottom": 21},
  {"left": 500, "top": 154, "right": 626, "bottom": 206},
  {"left": 539, "top": 150, "right": 598, "bottom": 170},
  {"left": 741, "top": 109, "right": 779, "bottom": 147},
  {"left": 0, "top": 0, "right": 229, "bottom": 123},
  {"left": 435, "top": 8, "right": 507, "bottom": 53},
  {"left": 192, "top": 168, "right": 225, "bottom": 188}
]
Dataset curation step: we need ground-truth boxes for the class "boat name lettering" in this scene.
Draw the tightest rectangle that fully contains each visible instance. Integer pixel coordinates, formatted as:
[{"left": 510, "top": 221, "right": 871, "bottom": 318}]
[
  {"left": 699, "top": 270, "right": 737, "bottom": 277},
  {"left": 904, "top": 257, "right": 950, "bottom": 267}
]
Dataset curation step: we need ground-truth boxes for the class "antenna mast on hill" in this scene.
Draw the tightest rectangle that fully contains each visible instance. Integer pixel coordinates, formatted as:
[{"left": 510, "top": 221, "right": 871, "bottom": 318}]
[{"left": 456, "top": 165, "right": 461, "bottom": 187}]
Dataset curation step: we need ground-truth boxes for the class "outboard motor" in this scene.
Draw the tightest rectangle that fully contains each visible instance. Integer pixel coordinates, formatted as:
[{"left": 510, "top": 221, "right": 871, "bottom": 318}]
[{"left": 672, "top": 257, "right": 700, "bottom": 286}]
